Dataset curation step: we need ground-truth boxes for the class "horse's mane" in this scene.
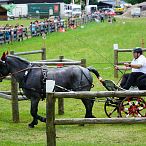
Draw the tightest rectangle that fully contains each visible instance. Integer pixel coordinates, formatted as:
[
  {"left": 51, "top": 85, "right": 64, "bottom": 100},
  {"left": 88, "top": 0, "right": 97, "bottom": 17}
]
[{"left": 7, "top": 55, "right": 30, "bottom": 64}]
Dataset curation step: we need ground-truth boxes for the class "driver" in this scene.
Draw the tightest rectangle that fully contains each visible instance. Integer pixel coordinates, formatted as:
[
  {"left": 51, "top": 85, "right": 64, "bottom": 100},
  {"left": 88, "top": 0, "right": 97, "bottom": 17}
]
[{"left": 115, "top": 47, "right": 146, "bottom": 90}]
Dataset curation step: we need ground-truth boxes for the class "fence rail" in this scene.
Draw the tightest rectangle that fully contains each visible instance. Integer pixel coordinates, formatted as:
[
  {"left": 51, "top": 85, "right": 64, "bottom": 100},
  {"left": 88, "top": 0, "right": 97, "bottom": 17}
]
[
  {"left": 0, "top": 16, "right": 93, "bottom": 45},
  {"left": 54, "top": 117, "right": 146, "bottom": 125},
  {"left": 54, "top": 90, "right": 146, "bottom": 98},
  {"left": 46, "top": 90, "right": 146, "bottom": 146}
]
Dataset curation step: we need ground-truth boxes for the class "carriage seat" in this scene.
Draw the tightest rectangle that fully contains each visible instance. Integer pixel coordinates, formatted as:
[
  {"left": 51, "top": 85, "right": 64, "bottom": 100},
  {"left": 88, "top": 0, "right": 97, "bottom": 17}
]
[
  {"left": 102, "top": 80, "right": 139, "bottom": 91},
  {"left": 102, "top": 80, "right": 124, "bottom": 91}
]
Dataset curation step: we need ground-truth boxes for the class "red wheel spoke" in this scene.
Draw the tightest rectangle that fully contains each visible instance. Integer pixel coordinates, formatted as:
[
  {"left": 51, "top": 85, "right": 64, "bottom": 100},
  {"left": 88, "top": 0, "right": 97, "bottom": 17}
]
[
  {"left": 138, "top": 107, "right": 144, "bottom": 111},
  {"left": 119, "top": 96, "right": 146, "bottom": 118}
]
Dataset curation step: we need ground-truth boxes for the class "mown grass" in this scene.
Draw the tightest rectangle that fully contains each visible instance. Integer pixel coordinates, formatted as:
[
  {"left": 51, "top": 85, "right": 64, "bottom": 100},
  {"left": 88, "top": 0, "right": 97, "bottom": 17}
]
[{"left": 0, "top": 17, "right": 146, "bottom": 145}]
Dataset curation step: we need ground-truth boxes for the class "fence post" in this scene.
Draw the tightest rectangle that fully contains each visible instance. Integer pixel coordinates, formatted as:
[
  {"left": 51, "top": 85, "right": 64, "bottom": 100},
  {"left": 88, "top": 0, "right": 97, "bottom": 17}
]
[
  {"left": 59, "top": 55, "right": 64, "bottom": 61},
  {"left": 58, "top": 56, "right": 64, "bottom": 115},
  {"left": 10, "top": 51, "right": 19, "bottom": 122},
  {"left": 67, "top": 19, "right": 69, "bottom": 29},
  {"left": 41, "top": 48, "right": 46, "bottom": 60},
  {"left": 11, "top": 76, "right": 19, "bottom": 122},
  {"left": 113, "top": 44, "right": 119, "bottom": 78},
  {"left": 55, "top": 22, "right": 58, "bottom": 32},
  {"left": 48, "top": 22, "right": 50, "bottom": 33},
  {"left": 81, "top": 59, "right": 86, "bottom": 67},
  {"left": 142, "top": 38, "right": 144, "bottom": 48},
  {"left": 46, "top": 93, "right": 56, "bottom": 146}
]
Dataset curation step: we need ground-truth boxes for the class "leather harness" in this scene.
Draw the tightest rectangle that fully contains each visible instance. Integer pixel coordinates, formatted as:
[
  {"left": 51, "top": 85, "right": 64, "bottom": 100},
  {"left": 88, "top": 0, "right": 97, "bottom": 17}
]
[{"left": 18, "top": 64, "right": 94, "bottom": 100}]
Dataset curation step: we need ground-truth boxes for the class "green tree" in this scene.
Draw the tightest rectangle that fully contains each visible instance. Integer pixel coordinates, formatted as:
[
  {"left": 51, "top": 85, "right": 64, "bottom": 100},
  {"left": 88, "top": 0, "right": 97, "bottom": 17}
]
[
  {"left": 125, "top": 0, "right": 146, "bottom": 5},
  {"left": 63, "top": 0, "right": 71, "bottom": 4}
]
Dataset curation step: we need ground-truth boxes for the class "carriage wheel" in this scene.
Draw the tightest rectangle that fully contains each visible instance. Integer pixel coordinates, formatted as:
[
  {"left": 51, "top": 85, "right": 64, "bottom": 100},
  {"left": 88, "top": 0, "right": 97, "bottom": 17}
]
[
  {"left": 104, "top": 97, "right": 122, "bottom": 118},
  {"left": 119, "top": 96, "right": 146, "bottom": 118}
]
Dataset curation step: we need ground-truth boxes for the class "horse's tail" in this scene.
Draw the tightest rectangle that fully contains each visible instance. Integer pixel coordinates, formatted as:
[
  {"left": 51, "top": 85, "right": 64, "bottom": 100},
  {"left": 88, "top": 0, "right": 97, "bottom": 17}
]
[{"left": 87, "top": 66, "right": 103, "bottom": 82}]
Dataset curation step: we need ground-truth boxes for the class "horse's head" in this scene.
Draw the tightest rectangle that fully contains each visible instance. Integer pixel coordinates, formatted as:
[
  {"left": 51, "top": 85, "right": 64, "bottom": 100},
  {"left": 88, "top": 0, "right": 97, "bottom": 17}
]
[{"left": 0, "top": 52, "right": 10, "bottom": 82}]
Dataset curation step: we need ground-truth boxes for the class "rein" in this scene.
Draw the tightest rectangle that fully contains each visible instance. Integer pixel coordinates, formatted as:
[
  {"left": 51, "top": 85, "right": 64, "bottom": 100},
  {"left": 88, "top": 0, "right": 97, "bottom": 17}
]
[
  {"left": 11, "top": 66, "right": 42, "bottom": 76},
  {"left": 0, "top": 66, "right": 42, "bottom": 80},
  {"left": 73, "top": 36, "right": 125, "bottom": 76},
  {"left": 116, "top": 69, "right": 127, "bottom": 85}
]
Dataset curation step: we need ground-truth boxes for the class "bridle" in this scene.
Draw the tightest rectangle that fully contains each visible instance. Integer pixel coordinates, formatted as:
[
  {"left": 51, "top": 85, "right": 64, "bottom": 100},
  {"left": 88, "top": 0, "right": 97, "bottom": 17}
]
[
  {"left": 0, "top": 61, "right": 42, "bottom": 82},
  {"left": 0, "top": 61, "right": 10, "bottom": 81},
  {"left": 11, "top": 66, "right": 42, "bottom": 76}
]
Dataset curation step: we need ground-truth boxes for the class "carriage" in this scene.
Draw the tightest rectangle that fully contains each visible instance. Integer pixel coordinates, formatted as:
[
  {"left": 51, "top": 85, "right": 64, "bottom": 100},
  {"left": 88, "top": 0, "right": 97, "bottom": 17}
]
[{"left": 102, "top": 80, "right": 146, "bottom": 118}]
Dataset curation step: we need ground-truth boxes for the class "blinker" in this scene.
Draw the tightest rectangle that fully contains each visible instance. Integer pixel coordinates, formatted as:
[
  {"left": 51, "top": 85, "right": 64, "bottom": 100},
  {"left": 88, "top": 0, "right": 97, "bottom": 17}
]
[{"left": 1, "top": 51, "right": 8, "bottom": 61}]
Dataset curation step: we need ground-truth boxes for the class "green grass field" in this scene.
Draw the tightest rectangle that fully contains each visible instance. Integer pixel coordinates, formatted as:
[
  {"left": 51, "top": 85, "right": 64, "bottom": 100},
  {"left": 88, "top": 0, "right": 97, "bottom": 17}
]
[{"left": 1, "top": 17, "right": 146, "bottom": 145}]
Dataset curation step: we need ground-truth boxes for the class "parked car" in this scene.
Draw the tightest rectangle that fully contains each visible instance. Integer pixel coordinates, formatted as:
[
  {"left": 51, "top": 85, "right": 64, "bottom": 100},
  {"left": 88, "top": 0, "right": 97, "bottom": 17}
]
[
  {"left": 101, "top": 8, "right": 116, "bottom": 16},
  {"left": 114, "top": 6, "right": 124, "bottom": 14},
  {"left": 131, "top": 8, "right": 141, "bottom": 17}
]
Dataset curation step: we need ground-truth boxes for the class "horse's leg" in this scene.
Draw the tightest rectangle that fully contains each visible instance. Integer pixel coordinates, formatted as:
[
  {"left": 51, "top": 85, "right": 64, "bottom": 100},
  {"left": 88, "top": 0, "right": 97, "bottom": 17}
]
[
  {"left": 29, "top": 97, "right": 47, "bottom": 128},
  {"left": 81, "top": 98, "right": 96, "bottom": 118},
  {"left": 37, "top": 115, "right": 46, "bottom": 123},
  {"left": 28, "top": 97, "right": 40, "bottom": 128}
]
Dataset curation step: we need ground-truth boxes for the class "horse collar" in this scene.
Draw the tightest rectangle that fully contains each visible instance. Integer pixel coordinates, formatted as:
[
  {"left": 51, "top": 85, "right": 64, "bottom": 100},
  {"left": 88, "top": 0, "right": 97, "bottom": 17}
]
[
  {"left": 40, "top": 68, "right": 48, "bottom": 100},
  {"left": 42, "top": 67, "right": 48, "bottom": 84}
]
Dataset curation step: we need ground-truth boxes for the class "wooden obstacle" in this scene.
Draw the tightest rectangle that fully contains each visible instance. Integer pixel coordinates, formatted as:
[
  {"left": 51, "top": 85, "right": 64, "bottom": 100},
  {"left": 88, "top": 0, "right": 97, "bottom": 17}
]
[
  {"left": 113, "top": 44, "right": 146, "bottom": 78},
  {"left": 11, "top": 48, "right": 46, "bottom": 60},
  {"left": 46, "top": 90, "right": 146, "bottom": 146}
]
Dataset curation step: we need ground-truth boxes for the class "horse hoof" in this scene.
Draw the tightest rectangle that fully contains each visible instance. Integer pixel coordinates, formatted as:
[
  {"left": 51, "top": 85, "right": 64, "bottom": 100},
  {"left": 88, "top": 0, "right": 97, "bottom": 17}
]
[
  {"left": 28, "top": 124, "right": 35, "bottom": 128},
  {"left": 42, "top": 118, "right": 46, "bottom": 122},
  {"left": 34, "top": 121, "right": 38, "bottom": 125},
  {"left": 91, "top": 115, "right": 96, "bottom": 118}
]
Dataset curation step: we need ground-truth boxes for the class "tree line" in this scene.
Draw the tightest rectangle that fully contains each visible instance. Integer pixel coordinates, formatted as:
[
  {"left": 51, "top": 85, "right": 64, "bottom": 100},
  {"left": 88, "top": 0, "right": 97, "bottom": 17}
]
[
  {"left": 125, "top": 0, "right": 145, "bottom": 5},
  {"left": 63, "top": 0, "right": 145, "bottom": 7}
]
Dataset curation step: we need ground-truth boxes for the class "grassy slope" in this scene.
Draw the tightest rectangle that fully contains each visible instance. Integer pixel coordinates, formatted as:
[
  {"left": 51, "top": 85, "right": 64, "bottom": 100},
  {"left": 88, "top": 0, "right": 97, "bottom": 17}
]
[{"left": 0, "top": 18, "right": 146, "bottom": 145}]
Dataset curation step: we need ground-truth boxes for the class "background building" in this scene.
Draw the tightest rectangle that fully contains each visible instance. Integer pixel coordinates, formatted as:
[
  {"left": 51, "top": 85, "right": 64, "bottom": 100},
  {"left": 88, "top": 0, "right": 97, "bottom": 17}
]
[
  {"left": 14, "top": 0, "right": 63, "bottom": 4},
  {"left": 0, "top": 5, "right": 7, "bottom": 20},
  {"left": 0, "top": 0, "right": 13, "bottom": 4},
  {"left": 0, "top": 0, "right": 64, "bottom": 4}
]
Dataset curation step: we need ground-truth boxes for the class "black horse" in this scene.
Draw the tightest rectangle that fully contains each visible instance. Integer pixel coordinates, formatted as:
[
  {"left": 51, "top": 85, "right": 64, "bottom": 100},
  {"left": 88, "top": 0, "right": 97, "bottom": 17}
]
[{"left": 0, "top": 52, "right": 100, "bottom": 128}]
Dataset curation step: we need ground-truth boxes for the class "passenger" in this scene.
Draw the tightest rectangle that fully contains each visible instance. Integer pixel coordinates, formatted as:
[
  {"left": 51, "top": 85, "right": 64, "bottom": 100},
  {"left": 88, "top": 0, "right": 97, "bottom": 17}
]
[{"left": 115, "top": 47, "right": 146, "bottom": 90}]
